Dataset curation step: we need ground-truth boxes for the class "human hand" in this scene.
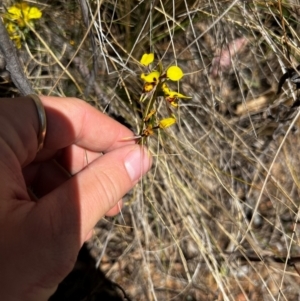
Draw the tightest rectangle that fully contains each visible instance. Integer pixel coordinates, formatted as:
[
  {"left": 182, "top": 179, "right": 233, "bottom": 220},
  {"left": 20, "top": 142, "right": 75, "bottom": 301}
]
[{"left": 0, "top": 96, "right": 152, "bottom": 301}]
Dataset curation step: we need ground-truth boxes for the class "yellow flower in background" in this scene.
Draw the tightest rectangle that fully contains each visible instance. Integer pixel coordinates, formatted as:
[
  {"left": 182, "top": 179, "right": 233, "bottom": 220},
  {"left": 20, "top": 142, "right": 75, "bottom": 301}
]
[
  {"left": 166, "top": 65, "right": 184, "bottom": 81},
  {"left": 6, "top": 22, "right": 18, "bottom": 35},
  {"left": 3, "top": 2, "right": 42, "bottom": 48},
  {"left": 6, "top": 3, "right": 42, "bottom": 27},
  {"left": 141, "top": 70, "right": 161, "bottom": 83},
  {"left": 159, "top": 115, "right": 176, "bottom": 129},
  {"left": 5, "top": 22, "right": 22, "bottom": 48},
  {"left": 140, "top": 53, "right": 154, "bottom": 66}
]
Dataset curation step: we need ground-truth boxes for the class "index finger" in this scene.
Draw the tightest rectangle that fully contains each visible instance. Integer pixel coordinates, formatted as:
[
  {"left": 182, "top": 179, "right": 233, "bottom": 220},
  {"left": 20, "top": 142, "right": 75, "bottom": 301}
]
[{"left": 40, "top": 96, "right": 135, "bottom": 153}]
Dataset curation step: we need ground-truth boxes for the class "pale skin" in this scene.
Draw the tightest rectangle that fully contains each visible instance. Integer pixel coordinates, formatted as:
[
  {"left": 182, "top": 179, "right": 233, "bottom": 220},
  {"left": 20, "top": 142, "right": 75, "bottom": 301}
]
[{"left": 0, "top": 96, "right": 152, "bottom": 301}]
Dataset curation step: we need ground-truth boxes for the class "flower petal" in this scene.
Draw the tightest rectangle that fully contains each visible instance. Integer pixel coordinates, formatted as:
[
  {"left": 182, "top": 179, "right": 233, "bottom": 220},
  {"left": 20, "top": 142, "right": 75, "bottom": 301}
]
[
  {"left": 169, "top": 100, "right": 178, "bottom": 108},
  {"left": 159, "top": 116, "right": 176, "bottom": 129},
  {"left": 140, "top": 53, "right": 154, "bottom": 66},
  {"left": 7, "top": 6, "right": 22, "bottom": 20},
  {"left": 166, "top": 66, "right": 184, "bottom": 81},
  {"left": 27, "top": 7, "right": 42, "bottom": 20},
  {"left": 170, "top": 91, "right": 192, "bottom": 99},
  {"left": 141, "top": 70, "right": 160, "bottom": 83},
  {"left": 162, "top": 83, "right": 171, "bottom": 94}
]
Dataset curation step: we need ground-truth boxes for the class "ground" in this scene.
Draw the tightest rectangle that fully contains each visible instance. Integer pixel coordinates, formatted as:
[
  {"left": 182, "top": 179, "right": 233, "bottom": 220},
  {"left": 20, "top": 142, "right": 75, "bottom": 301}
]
[{"left": 1, "top": 1, "right": 300, "bottom": 300}]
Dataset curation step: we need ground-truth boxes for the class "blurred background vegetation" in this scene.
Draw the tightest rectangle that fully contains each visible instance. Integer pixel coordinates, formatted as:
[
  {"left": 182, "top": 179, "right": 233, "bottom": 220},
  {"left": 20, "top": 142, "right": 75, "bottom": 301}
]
[{"left": 2, "top": 0, "right": 300, "bottom": 300}]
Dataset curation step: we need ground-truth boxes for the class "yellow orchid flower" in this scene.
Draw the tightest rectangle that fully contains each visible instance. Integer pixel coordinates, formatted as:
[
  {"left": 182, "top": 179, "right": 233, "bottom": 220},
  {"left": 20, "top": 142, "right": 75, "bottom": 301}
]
[
  {"left": 166, "top": 66, "right": 184, "bottom": 81},
  {"left": 159, "top": 115, "right": 176, "bottom": 129},
  {"left": 140, "top": 53, "right": 154, "bottom": 66},
  {"left": 137, "top": 47, "right": 192, "bottom": 140},
  {"left": 162, "top": 83, "right": 191, "bottom": 107},
  {"left": 6, "top": 3, "right": 42, "bottom": 28},
  {"left": 141, "top": 70, "right": 160, "bottom": 83}
]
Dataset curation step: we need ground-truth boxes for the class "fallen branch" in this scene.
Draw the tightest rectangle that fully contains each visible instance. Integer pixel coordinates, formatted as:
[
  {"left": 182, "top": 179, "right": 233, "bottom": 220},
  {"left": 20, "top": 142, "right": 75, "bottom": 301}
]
[{"left": 0, "top": 19, "right": 33, "bottom": 95}]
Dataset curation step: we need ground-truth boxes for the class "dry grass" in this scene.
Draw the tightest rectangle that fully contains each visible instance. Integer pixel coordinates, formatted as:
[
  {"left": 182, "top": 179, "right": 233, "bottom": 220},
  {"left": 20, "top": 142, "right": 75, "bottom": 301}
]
[{"left": 2, "top": 0, "right": 300, "bottom": 300}]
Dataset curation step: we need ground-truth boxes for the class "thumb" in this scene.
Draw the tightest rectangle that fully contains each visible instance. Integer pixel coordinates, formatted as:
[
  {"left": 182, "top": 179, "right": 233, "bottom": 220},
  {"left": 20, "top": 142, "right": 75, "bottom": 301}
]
[{"left": 37, "top": 144, "right": 152, "bottom": 242}]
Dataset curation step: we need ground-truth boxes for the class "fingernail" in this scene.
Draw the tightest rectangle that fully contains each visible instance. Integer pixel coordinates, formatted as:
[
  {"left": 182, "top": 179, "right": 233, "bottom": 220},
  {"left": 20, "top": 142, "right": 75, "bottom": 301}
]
[{"left": 125, "top": 146, "right": 152, "bottom": 182}]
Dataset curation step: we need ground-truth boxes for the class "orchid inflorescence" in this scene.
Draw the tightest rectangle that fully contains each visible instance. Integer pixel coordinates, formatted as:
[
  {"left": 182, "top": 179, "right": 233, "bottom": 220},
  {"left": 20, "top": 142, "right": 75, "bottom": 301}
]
[
  {"left": 137, "top": 52, "right": 191, "bottom": 142},
  {"left": 3, "top": 2, "right": 42, "bottom": 49}
]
